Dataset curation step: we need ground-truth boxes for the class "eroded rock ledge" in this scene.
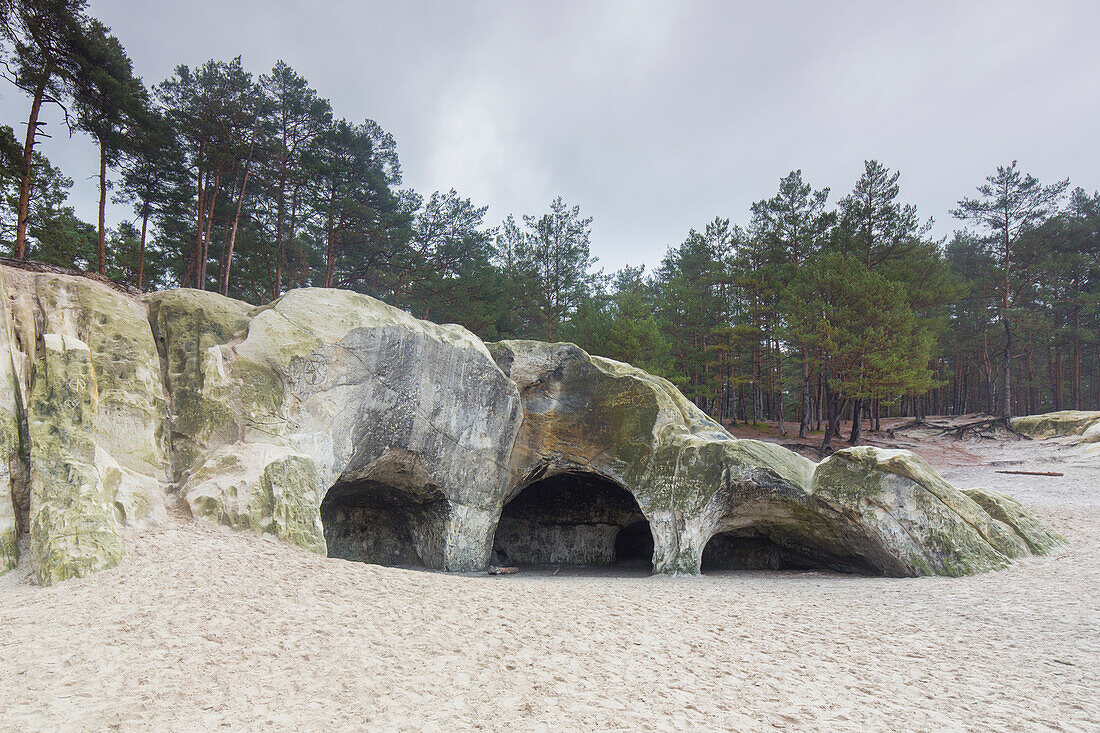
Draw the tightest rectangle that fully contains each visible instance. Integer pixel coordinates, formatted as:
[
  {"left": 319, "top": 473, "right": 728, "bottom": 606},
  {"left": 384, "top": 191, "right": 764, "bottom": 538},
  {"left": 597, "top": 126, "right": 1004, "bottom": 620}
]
[{"left": 0, "top": 266, "right": 1064, "bottom": 583}]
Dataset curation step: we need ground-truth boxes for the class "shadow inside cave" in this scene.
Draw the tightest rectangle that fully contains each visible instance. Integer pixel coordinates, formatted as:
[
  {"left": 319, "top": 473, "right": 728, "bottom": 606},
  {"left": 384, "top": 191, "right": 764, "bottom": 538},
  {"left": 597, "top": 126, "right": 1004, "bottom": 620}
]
[
  {"left": 320, "top": 479, "right": 447, "bottom": 568},
  {"left": 491, "top": 471, "right": 655, "bottom": 573}
]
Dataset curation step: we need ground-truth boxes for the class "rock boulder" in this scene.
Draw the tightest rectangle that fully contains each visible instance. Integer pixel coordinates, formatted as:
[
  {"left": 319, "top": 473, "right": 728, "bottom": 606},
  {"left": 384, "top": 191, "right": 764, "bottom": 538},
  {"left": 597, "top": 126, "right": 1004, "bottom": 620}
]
[{"left": 1010, "top": 410, "right": 1100, "bottom": 439}]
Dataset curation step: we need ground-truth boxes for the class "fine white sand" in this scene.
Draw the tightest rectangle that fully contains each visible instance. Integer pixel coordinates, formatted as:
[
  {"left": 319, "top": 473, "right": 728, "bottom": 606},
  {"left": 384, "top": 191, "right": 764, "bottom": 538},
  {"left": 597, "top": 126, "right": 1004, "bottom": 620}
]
[{"left": 1, "top": 442, "right": 1097, "bottom": 732}]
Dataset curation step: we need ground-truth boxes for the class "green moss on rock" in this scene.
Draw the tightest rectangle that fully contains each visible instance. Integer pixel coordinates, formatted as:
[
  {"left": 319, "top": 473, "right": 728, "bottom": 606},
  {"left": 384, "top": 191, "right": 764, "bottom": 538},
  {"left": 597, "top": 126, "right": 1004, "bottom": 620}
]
[
  {"left": 262, "top": 455, "right": 326, "bottom": 554},
  {"left": 0, "top": 349, "right": 21, "bottom": 575},
  {"left": 36, "top": 275, "right": 168, "bottom": 477},
  {"left": 27, "top": 334, "right": 124, "bottom": 585},
  {"left": 811, "top": 447, "right": 1026, "bottom": 576},
  {"left": 2, "top": 270, "right": 1065, "bottom": 582},
  {"left": 1009, "top": 410, "right": 1100, "bottom": 439},
  {"left": 962, "top": 488, "right": 1066, "bottom": 555},
  {"left": 183, "top": 445, "right": 325, "bottom": 555},
  {"left": 145, "top": 289, "right": 252, "bottom": 473}
]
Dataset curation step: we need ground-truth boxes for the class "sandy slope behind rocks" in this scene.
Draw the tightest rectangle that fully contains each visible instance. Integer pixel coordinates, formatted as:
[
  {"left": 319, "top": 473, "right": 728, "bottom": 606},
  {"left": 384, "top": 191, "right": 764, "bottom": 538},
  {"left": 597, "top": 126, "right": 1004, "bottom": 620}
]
[{"left": 0, "top": 452, "right": 1097, "bottom": 732}]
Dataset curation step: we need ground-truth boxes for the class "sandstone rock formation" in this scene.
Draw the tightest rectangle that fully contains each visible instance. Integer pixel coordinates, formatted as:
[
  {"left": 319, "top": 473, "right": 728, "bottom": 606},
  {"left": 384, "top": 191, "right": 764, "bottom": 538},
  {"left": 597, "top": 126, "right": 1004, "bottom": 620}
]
[
  {"left": 0, "top": 265, "right": 1064, "bottom": 583},
  {"left": 1010, "top": 410, "right": 1100, "bottom": 440},
  {"left": 0, "top": 268, "right": 169, "bottom": 583}
]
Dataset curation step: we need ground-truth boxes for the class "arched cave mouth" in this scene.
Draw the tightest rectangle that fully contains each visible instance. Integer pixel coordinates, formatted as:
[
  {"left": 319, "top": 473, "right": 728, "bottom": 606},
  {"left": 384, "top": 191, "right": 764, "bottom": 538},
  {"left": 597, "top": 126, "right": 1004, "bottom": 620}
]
[
  {"left": 701, "top": 527, "right": 882, "bottom": 575},
  {"left": 492, "top": 471, "right": 654, "bottom": 571},
  {"left": 320, "top": 480, "right": 446, "bottom": 568}
]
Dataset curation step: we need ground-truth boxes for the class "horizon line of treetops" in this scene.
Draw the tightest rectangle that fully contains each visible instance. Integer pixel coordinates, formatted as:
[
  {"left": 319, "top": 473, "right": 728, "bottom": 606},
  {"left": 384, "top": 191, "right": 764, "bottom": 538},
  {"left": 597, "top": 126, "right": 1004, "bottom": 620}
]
[{"left": 2, "top": 1, "right": 1098, "bottom": 451}]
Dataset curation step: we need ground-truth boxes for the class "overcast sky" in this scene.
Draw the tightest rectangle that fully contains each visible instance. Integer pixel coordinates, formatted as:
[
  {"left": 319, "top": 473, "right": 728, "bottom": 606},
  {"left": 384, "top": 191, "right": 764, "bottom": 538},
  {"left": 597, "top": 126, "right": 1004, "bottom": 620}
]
[{"left": 3, "top": 0, "right": 1098, "bottom": 271}]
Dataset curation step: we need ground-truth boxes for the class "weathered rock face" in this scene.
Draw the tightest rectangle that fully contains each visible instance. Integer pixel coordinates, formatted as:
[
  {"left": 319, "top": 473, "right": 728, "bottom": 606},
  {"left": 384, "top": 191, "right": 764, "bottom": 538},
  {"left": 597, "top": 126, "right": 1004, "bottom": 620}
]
[
  {"left": 489, "top": 340, "right": 824, "bottom": 574},
  {"left": 1010, "top": 410, "right": 1100, "bottom": 439},
  {"left": 0, "top": 267, "right": 169, "bottom": 584},
  {"left": 489, "top": 342, "right": 1062, "bottom": 576},
  {"left": 492, "top": 472, "right": 648, "bottom": 566},
  {"left": 0, "top": 266, "right": 1064, "bottom": 582},
  {"left": 961, "top": 488, "right": 1066, "bottom": 555},
  {"left": 148, "top": 286, "right": 521, "bottom": 572},
  {"left": 27, "top": 334, "right": 125, "bottom": 585},
  {"left": 0, "top": 276, "right": 23, "bottom": 573},
  {"left": 811, "top": 448, "right": 1030, "bottom": 576}
]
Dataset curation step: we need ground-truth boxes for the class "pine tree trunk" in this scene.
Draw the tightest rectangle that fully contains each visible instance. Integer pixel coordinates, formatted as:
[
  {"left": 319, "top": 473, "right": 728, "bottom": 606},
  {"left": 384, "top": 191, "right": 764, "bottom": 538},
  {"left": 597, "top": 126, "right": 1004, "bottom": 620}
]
[
  {"left": 137, "top": 199, "right": 149, "bottom": 289},
  {"left": 1002, "top": 317, "right": 1013, "bottom": 418},
  {"left": 187, "top": 167, "right": 205, "bottom": 288},
  {"left": 774, "top": 337, "right": 785, "bottom": 436},
  {"left": 1054, "top": 346, "right": 1063, "bottom": 411},
  {"left": 1072, "top": 308, "right": 1082, "bottom": 410},
  {"left": 545, "top": 277, "right": 554, "bottom": 342},
  {"left": 1001, "top": 223, "right": 1013, "bottom": 418},
  {"left": 198, "top": 172, "right": 219, "bottom": 290},
  {"left": 323, "top": 185, "right": 337, "bottom": 288},
  {"left": 849, "top": 398, "right": 863, "bottom": 444},
  {"left": 287, "top": 185, "right": 299, "bottom": 290},
  {"left": 222, "top": 162, "right": 252, "bottom": 296},
  {"left": 274, "top": 166, "right": 286, "bottom": 298},
  {"left": 15, "top": 75, "right": 49, "bottom": 259},
  {"left": 821, "top": 389, "right": 845, "bottom": 457},
  {"left": 97, "top": 145, "right": 107, "bottom": 274},
  {"left": 798, "top": 349, "right": 810, "bottom": 438}
]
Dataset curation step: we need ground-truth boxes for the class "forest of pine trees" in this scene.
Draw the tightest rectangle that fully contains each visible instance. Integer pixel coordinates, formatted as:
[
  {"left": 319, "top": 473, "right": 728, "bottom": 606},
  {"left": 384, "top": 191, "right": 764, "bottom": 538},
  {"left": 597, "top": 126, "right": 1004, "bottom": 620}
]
[{"left": 1, "top": 1, "right": 1097, "bottom": 438}]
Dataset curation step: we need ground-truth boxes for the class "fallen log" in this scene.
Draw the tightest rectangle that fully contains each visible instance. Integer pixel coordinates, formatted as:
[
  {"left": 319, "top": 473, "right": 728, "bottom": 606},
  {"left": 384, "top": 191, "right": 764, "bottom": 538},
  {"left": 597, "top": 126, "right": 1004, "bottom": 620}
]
[{"left": 994, "top": 470, "right": 1064, "bottom": 477}]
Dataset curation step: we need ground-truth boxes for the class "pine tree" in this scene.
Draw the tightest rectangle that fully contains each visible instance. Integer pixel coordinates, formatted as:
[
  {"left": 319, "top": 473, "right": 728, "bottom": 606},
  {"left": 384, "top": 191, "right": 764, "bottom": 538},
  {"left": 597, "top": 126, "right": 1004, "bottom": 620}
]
[
  {"left": 516, "top": 197, "right": 597, "bottom": 342},
  {"left": 0, "top": 0, "right": 88, "bottom": 259},
  {"left": 785, "top": 252, "right": 933, "bottom": 454},
  {"left": 750, "top": 170, "right": 833, "bottom": 436},
  {"left": 72, "top": 18, "right": 149, "bottom": 274},
  {"left": 953, "top": 162, "right": 1068, "bottom": 417}
]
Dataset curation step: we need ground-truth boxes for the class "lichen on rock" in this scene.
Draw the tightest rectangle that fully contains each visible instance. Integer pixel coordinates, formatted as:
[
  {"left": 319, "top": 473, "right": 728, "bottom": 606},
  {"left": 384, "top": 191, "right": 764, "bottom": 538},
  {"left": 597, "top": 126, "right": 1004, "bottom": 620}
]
[
  {"left": 0, "top": 272, "right": 23, "bottom": 573},
  {"left": 145, "top": 288, "right": 252, "bottom": 476}
]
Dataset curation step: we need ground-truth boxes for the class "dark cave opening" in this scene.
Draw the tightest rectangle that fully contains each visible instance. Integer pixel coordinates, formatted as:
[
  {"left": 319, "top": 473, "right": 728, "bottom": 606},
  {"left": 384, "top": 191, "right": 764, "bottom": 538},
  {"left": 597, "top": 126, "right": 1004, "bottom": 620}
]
[
  {"left": 320, "top": 480, "right": 446, "bottom": 568},
  {"left": 614, "top": 520, "right": 656, "bottom": 569},
  {"left": 492, "top": 472, "right": 654, "bottom": 569},
  {"left": 701, "top": 528, "right": 882, "bottom": 575}
]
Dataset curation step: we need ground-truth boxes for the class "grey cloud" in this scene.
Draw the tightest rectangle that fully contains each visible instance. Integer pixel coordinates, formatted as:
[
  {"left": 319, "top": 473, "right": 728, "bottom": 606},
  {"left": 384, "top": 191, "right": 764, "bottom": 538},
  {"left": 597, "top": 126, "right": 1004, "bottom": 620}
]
[{"left": 2, "top": 0, "right": 1097, "bottom": 271}]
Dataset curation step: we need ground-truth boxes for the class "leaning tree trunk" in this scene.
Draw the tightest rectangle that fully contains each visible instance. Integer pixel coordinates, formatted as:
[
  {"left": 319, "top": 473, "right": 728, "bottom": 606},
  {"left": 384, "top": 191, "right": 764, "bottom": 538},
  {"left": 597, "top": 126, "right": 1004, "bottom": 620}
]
[
  {"left": 222, "top": 159, "right": 252, "bottom": 296},
  {"left": 15, "top": 75, "right": 49, "bottom": 260}
]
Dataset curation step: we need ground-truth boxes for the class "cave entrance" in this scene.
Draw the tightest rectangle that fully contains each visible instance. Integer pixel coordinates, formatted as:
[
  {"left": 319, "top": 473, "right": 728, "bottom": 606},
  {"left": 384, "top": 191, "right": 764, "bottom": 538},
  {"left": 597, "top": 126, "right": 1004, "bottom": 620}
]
[
  {"left": 701, "top": 527, "right": 882, "bottom": 575},
  {"left": 492, "top": 471, "right": 653, "bottom": 571},
  {"left": 320, "top": 480, "right": 446, "bottom": 568}
]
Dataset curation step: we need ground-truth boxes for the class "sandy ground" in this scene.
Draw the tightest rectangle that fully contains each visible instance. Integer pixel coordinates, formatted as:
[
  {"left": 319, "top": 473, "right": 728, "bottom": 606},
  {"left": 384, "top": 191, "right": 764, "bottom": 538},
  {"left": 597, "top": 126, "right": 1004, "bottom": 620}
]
[{"left": 0, "top": 437, "right": 1097, "bottom": 732}]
